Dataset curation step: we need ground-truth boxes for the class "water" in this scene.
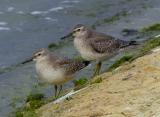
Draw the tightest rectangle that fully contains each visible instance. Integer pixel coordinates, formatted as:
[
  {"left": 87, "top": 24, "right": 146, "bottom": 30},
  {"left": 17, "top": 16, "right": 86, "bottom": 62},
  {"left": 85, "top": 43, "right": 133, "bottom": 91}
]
[{"left": 0, "top": 0, "right": 160, "bottom": 116}]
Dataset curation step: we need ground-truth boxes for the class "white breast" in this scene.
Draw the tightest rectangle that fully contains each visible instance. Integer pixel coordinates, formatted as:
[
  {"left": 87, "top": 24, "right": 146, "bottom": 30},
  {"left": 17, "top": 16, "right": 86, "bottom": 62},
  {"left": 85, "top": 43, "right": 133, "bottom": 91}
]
[
  {"left": 35, "top": 62, "right": 72, "bottom": 85},
  {"left": 74, "top": 38, "right": 107, "bottom": 61}
]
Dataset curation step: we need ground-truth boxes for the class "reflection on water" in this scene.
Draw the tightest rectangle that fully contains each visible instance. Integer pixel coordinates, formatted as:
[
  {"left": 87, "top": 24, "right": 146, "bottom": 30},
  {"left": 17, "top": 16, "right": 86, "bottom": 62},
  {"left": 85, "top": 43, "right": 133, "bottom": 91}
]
[{"left": 0, "top": 0, "right": 160, "bottom": 116}]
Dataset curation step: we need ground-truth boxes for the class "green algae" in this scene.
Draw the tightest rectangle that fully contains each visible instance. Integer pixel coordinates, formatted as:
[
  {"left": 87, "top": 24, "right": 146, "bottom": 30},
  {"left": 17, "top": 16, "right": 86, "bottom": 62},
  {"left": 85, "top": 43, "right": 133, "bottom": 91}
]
[
  {"left": 73, "top": 77, "right": 88, "bottom": 90},
  {"left": 48, "top": 43, "right": 59, "bottom": 49},
  {"left": 85, "top": 13, "right": 97, "bottom": 17},
  {"left": 10, "top": 93, "right": 45, "bottom": 117},
  {"left": 92, "top": 11, "right": 129, "bottom": 28},
  {"left": 26, "top": 93, "right": 44, "bottom": 102},
  {"left": 74, "top": 56, "right": 84, "bottom": 61},
  {"left": 141, "top": 23, "right": 160, "bottom": 33},
  {"left": 48, "top": 37, "right": 72, "bottom": 50},
  {"left": 140, "top": 37, "right": 160, "bottom": 54},
  {"left": 91, "top": 77, "right": 103, "bottom": 84},
  {"left": 48, "top": 41, "right": 66, "bottom": 49},
  {"left": 108, "top": 54, "right": 134, "bottom": 71}
]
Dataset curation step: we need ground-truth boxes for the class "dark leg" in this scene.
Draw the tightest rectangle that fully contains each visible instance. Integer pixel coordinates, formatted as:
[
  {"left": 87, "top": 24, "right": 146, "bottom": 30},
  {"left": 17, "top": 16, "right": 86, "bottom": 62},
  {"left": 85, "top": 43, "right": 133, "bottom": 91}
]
[
  {"left": 54, "top": 85, "right": 58, "bottom": 98},
  {"left": 93, "top": 65, "right": 98, "bottom": 77},
  {"left": 96, "top": 62, "right": 102, "bottom": 75},
  {"left": 57, "top": 85, "right": 63, "bottom": 97},
  {"left": 93, "top": 62, "right": 102, "bottom": 77}
]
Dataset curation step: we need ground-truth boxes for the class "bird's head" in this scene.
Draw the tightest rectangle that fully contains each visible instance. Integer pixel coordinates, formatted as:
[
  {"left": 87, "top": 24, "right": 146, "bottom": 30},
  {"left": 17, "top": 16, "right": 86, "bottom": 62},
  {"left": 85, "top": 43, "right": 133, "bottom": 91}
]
[
  {"left": 61, "top": 24, "right": 89, "bottom": 39},
  {"left": 32, "top": 48, "right": 49, "bottom": 62},
  {"left": 21, "top": 48, "right": 49, "bottom": 64},
  {"left": 72, "top": 24, "right": 88, "bottom": 38}
]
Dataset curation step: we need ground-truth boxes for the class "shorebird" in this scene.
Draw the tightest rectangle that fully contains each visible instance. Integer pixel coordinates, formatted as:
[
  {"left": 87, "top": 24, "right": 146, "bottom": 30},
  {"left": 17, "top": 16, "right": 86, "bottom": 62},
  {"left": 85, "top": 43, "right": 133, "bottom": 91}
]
[
  {"left": 22, "top": 48, "right": 90, "bottom": 97},
  {"left": 61, "top": 24, "right": 138, "bottom": 76}
]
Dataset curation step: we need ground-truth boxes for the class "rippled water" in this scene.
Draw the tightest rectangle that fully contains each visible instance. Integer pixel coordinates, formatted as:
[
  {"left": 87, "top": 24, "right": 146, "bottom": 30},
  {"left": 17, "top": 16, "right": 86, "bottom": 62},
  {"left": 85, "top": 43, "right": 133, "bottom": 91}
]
[{"left": 0, "top": 0, "right": 160, "bottom": 116}]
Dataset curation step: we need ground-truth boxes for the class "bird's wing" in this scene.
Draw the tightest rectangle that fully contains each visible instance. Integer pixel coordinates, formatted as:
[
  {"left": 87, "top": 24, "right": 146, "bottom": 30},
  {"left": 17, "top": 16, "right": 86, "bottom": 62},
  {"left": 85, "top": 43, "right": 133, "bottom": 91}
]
[
  {"left": 90, "top": 33, "right": 127, "bottom": 53},
  {"left": 90, "top": 38, "right": 121, "bottom": 53},
  {"left": 49, "top": 54, "right": 87, "bottom": 74},
  {"left": 65, "top": 61, "right": 90, "bottom": 74},
  {"left": 56, "top": 58, "right": 89, "bottom": 75},
  {"left": 55, "top": 57, "right": 73, "bottom": 66},
  {"left": 65, "top": 61, "right": 88, "bottom": 75}
]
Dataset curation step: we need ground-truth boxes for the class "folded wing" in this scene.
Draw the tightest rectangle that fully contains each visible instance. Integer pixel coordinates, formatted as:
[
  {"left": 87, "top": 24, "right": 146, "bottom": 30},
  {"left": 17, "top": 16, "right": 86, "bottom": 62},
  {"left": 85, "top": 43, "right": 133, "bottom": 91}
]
[
  {"left": 56, "top": 58, "right": 90, "bottom": 75},
  {"left": 90, "top": 33, "right": 131, "bottom": 53}
]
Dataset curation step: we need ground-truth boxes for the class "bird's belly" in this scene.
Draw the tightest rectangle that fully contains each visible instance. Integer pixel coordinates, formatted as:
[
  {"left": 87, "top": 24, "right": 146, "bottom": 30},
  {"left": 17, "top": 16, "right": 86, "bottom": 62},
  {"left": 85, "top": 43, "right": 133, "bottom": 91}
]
[
  {"left": 74, "top": 38, "right": 96, "bottom": 60},
  {"left": 76, "top": 45, "right": 115, "bottom": 61},
  {"left": 36, "top": 65, "right": 72, "bottom": 85},
  {"left": 81, "top": 50, "right": 104, "bottom": 61},
  {"left": 74, "top": 39, "right": 108, "bottom": 61}
]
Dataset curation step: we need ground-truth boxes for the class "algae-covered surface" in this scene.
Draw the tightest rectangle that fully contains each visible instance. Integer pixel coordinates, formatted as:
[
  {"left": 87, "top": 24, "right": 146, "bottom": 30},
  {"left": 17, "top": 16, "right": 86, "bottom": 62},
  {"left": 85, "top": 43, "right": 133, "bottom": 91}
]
[{"left": 0, "top": 0, "right": 160, "bottom": 116}]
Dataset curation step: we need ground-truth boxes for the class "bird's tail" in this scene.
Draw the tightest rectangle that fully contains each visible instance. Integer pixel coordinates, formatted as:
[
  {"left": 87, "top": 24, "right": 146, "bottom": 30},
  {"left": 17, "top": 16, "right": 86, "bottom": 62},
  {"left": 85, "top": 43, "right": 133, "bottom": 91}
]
[
  {"left": 120, "top": 40, "right": 139, "bottom": 48},
  {"left": 129, "top": 40, "right": 139, "bottom": 46},
  {"left": 83, "top": 61, "right": 90, "bottom": 66}
]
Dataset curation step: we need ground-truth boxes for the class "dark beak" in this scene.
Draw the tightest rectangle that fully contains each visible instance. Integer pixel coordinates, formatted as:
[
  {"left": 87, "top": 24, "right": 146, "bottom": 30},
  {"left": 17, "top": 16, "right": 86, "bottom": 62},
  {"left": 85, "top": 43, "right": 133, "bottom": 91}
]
[
  {"left": 21, "top": 57, "right": 33, "bottom": 64},
  {"left": 60, "top": 32, "right": 73, "bottom": 40}
]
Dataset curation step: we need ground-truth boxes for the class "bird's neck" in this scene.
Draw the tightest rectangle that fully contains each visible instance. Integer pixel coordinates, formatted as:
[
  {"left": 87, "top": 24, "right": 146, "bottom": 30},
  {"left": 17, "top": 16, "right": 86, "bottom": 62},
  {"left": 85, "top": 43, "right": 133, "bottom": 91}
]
[{"left": 36, "top": 56, "right": 51, "bottom": 65}]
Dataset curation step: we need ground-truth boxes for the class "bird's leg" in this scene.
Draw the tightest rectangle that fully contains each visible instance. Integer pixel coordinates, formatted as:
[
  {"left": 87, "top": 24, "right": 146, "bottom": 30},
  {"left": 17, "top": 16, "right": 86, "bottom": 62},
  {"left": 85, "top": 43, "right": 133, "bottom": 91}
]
[
  {"left": 54, "top": 85, "right": 58, "bottom": 98},
  {"left": 93, "top": 62, "right": 102, "bottom": 77},
  {"left": 57, "top": 85, "right": 63, "bottom": 97},
  {"left": 93, "top": 65, "right": 98, "bottom": 77},
  {"left": 96, "top": 62, "right": 102, "bottom": 75}
]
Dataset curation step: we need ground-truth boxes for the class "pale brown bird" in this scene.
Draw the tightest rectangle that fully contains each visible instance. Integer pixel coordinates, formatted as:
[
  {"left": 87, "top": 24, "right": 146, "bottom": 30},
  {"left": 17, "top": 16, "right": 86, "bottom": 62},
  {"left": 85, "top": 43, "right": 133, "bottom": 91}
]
[
  {"left": 61, "top": 24, "right": 137, "bottom": 76},
  {"left": 22, "top": 48, "right": 90, "bottom": 97}
]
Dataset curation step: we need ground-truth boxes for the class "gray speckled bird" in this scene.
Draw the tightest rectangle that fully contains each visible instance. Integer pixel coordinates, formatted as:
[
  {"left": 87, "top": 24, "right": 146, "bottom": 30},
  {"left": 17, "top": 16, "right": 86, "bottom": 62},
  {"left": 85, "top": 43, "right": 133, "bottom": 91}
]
[
  {"left": 22, "top": 48, "right": 90, "bottom": 97},
  {"left": 61, "top": 24, "right": 138, "bottom": 76}
]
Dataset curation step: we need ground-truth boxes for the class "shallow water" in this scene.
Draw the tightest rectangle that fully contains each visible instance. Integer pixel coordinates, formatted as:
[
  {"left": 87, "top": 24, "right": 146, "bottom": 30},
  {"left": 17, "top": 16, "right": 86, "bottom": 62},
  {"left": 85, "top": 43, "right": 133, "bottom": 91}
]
[{"left": 0, "top": 0, "right": 160, "bottom": 116}]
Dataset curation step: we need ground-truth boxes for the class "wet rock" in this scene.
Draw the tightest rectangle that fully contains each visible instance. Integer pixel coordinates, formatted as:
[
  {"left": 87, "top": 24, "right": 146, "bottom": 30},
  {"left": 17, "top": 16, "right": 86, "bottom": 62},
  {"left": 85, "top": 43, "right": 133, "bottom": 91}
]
[{"left": 121, "top": 29, "right": 139, "bottom": 36}]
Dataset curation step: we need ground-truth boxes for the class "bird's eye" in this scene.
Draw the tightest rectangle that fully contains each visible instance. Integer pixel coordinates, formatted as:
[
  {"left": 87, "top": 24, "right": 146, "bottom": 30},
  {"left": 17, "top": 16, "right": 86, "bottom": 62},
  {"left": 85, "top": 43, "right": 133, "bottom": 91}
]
[
  {"left": 37, "top": 53, "right": 41, "bottom": 56},
  {"left": 77, "top": 29, "right": 81, "bottom": 31}
]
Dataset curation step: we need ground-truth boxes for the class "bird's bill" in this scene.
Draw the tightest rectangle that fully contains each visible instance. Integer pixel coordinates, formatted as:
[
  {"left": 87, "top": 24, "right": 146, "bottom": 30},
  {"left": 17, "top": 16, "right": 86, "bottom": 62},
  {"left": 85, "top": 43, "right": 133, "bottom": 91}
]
[
  {"left": 21, "top": 57, "right": 33, "bottom": 64},
  {"left": 60, "top": 32, "right": 73, "bottom": 40}
]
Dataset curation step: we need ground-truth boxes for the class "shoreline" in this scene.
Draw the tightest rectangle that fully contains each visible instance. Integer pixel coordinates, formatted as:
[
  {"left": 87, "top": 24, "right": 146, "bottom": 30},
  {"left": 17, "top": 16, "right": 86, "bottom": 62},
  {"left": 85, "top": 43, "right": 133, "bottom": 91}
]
[{"left": 38, "top": 43, "right": 160, "bottom": 117}]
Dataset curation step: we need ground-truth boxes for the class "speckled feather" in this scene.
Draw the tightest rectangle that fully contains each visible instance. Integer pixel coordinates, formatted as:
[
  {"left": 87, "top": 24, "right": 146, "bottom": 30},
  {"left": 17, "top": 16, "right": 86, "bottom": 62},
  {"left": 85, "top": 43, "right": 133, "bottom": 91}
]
[
  {"left": 55, "top": 58, "right": 89, "bottom": 75},
  {"left": 63, "top": 61, "right": 89, "bottom": 75},
  {"left": 89, "top": 31, "right": 132, "bottom": 53}
]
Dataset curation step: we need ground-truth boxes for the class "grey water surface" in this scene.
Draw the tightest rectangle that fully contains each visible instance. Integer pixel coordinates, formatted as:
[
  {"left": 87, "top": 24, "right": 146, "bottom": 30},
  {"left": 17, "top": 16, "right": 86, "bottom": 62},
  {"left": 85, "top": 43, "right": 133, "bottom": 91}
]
[{"left": 0, "top": 0, "right": 160, "bottom": 116}]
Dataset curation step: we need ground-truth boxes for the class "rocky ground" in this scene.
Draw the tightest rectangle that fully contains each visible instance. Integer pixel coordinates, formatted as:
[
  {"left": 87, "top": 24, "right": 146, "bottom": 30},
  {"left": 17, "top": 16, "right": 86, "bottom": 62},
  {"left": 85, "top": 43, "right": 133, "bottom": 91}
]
[{"left": 37, "top": 46, "right": 160, "bottom": 117}]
